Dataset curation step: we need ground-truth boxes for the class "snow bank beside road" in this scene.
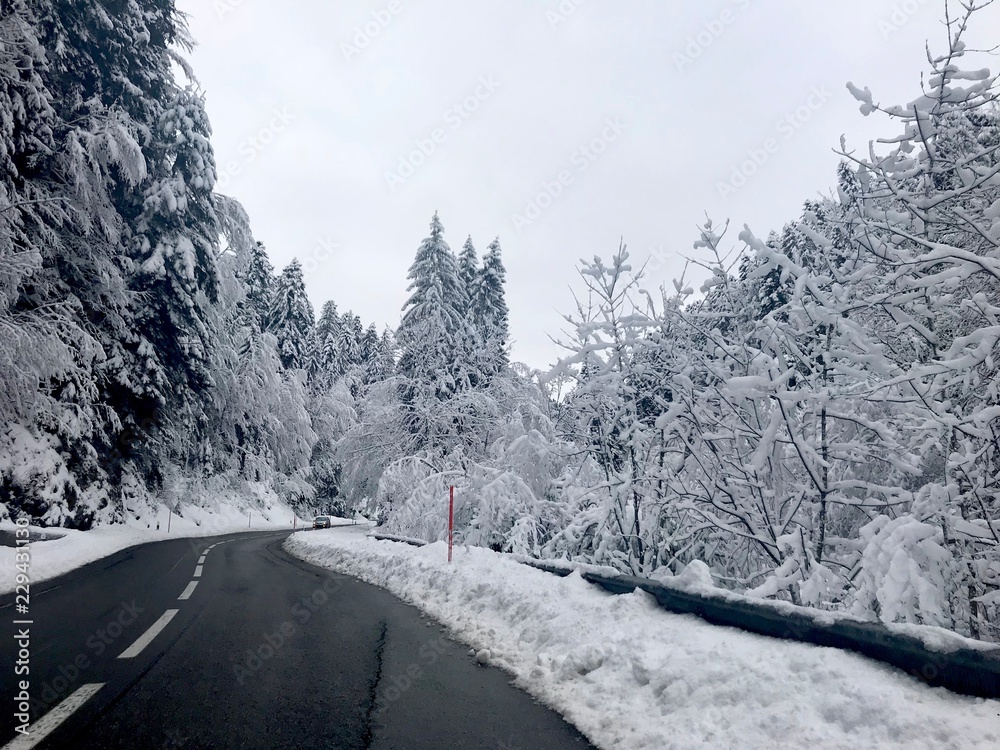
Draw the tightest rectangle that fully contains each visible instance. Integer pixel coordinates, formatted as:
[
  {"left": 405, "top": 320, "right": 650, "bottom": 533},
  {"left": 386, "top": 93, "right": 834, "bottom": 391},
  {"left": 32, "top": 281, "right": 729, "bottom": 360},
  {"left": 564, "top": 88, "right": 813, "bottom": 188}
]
[
  {"left": 522, "top": 555, "right": 1000, "bottom": 656},
  {"left": 286, "top": 529, "right": 1000, "bottom": 750},
  {"left": 0, "top": 501, "right": 308, "bottom": 593}
]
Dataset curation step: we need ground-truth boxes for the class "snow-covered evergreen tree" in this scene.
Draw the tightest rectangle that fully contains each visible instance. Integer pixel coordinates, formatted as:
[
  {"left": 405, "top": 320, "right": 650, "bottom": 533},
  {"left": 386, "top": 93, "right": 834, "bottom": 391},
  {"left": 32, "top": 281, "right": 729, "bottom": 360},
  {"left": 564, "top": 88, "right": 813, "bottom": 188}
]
[
  {"left": 457, "top": 235, "right": 479, "bottom": 314},
  {"left": 360, "top": 323, "right": 379, "bottom": 363},
  {"left": 396, "top": 213, "right": 472, "bottom": 434},
  {"left": 474, "top": 237, "right": 511, "bottom": 374},
  {"left": 266, "top": 259, "right": 315, "bottom": 371},
  {"left": 368, "top": 328, "right": 397, "bottom": 383},
  {"left": 307, "top": 300, "right": 341, "bottom": 387},
  {"left": 333, "top": 311, "right": 361, "bottom": 374},
  {"left": 242, "top": 241, "right": 275, "bottom": 332}
]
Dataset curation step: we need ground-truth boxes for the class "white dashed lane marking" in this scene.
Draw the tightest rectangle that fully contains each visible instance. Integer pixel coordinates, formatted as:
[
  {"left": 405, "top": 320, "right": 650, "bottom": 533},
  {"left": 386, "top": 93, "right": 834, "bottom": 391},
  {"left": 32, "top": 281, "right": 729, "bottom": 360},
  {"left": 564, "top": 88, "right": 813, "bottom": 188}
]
[
  {"left": 2, "top": 683, "right": 105, "bottom": 750},
  {"left": 118, "top": 610, "right": 179, "bottom": 659},
  {"left": 4, "top": 540, "right": 234, "bottom": 747},
  {"left": 178, "top": 581, "right": 198, "bottom": 600}
]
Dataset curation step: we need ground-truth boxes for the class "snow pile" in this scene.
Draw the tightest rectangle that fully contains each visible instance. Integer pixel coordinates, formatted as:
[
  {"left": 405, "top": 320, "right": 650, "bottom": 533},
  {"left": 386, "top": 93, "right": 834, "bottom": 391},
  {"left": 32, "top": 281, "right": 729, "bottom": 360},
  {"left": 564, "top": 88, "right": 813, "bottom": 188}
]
[
  {"left": 537, "top": 554, "right": 999, "bottom": 654},
  {"left": 0, "top": 500, "right": 307, "bottom": 593},
  {"left": 286, "top": 528, "right": 1000, "bottom": 750}
]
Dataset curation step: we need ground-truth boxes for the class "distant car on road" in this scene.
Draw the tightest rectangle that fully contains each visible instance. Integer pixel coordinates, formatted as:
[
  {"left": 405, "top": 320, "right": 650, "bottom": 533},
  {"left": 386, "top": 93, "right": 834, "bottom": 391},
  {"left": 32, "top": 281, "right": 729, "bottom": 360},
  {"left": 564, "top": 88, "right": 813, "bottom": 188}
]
[{"left": 313, "top": 516, "right": 332, "bottom": 529}]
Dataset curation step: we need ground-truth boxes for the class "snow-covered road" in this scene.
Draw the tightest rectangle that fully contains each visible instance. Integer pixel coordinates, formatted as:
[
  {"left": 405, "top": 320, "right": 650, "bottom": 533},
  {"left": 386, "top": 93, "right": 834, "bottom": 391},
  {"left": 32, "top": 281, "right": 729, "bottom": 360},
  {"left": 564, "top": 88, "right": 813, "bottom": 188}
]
[{"left": 286, "top": 527, "right": 1000, "bottom": 750}]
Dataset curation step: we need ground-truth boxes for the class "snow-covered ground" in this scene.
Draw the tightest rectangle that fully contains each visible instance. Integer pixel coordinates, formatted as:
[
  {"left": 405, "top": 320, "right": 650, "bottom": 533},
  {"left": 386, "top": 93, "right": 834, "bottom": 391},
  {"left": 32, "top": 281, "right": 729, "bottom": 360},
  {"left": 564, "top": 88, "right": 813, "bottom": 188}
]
[
  {"left": 285, "top": 527, "right": 1000, "bottom": 750},
  {"left": 0, "top": 501, "right": 319, "bottom": 593}
]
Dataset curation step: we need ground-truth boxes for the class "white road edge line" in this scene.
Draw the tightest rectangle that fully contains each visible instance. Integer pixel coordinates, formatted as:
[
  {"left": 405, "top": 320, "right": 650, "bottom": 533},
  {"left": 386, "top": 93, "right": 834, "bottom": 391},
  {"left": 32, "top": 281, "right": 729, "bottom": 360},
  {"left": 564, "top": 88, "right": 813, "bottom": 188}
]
[
  {"left": 194, "top": 565, "right": 203, "bottom": 578},
  {"left": 2, "top": 682, "right": 104, "bottom": 750},
  {"left": 178, "top": 580, "right": 198, "bottom": 600},
  {"left": 118, "top": 609, "right": 179, "bottom": 659}
]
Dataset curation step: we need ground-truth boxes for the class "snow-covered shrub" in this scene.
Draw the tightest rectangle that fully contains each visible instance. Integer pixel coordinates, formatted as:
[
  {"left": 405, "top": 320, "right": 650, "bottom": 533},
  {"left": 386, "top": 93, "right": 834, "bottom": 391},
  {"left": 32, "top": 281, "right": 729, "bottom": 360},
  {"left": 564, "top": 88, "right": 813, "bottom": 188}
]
[
  {"left": 749, "top": 531, "right": 845, "bottom": 608},
  {"left": 850, "top": 515, "right": 959, "bottom": 628},
  {"left": 378, "top": 459, "right": 540, "bottom": 551},
  {"left": 378, "top": 458, "right": 453, "bottom": 540}
]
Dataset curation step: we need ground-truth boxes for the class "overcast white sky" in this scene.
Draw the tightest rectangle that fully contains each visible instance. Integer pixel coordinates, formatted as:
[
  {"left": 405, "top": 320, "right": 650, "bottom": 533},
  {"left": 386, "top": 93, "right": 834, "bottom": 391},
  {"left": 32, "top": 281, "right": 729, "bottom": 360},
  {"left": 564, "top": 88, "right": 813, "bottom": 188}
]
[{"left": 176, "top": 0, "right": 999, "bottom": 369}]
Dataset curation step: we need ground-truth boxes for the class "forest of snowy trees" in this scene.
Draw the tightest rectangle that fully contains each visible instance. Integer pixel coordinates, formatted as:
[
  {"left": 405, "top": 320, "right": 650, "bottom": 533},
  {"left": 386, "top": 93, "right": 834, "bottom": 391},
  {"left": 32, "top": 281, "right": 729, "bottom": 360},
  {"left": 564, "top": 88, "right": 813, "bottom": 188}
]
[
  {"left": 0, "top": 0, "right": 338, "bottom": 527},
  {"left": 1, "top": 0, "right": 998, "bottom": 640},
  {"left": 527, "top": 6, "right": 1000, "bottom": 639}
]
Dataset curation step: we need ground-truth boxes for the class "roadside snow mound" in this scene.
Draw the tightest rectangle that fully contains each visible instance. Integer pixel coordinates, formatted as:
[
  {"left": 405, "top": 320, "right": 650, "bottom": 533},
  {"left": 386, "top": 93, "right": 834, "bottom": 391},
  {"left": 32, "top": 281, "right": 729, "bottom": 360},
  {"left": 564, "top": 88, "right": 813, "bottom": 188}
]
[{"left": 285, "top": 528, "right": 1000, "bottom": 750}]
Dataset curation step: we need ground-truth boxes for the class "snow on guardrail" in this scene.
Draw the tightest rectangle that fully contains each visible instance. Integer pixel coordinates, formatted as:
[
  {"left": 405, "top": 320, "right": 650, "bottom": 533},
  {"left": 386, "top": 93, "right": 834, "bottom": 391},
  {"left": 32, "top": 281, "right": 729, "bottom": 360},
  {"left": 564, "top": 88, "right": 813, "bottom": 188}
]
[{"left": 366, "top": 530, "right": 1000, "bottom": 699}]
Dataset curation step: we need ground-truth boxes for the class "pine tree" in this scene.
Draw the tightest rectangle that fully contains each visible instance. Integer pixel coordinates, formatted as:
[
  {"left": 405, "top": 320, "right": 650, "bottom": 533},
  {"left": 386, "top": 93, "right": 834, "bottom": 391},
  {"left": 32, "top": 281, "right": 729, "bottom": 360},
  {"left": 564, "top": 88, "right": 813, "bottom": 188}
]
[
  {"left": 308, "top": 300, "right": 341, "bottom": 385},
  {"left": 395, "top": 213, "right": 478, "bottom": 447},
  {"left": 1, "top": 0, "right": 325, "bottom": 526},
  {"left": 361, "top": 323, "right": 379, "bottom": 363},
  {"left": 373, "top": 328, "right": 397, "bottom": 381},
  {"left": 336, "top": 311, "right": 362, "bottom": 372},
  {"left": 242, "top": 241, "right": 275, "bottom": 332},
  {"left": 266, "top": 259, "right": 315, "bottom": 371},
  {"left": 474, "top": 237, "right": 510, "bottom": 371},
  {"left": 457, "top": 235, "right": 479, "bottom": 315},
  {"left": 397, "top": 213, "right": 467, "bottom": 387},
  {"left": 39, "top": 0, "right": 221, "bottom": 443},
  {"left": 131, "top": 85, "right": 222, "bottom": 475}
]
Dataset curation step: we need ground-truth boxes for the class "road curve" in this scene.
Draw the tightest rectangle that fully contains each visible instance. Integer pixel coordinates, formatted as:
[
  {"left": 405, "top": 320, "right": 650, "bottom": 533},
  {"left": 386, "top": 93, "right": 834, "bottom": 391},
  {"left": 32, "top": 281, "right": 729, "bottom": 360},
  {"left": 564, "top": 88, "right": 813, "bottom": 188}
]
[{"left": 1, "top": 531, "right": 594, "bottom": 749}]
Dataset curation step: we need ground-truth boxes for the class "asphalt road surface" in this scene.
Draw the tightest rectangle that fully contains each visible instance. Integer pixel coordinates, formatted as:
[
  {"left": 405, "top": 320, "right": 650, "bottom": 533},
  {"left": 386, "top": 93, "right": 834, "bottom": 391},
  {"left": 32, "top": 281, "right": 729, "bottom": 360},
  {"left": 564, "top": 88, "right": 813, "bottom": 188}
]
[{"left": 0, "top": 531, "right": 595, "bottom": 749}]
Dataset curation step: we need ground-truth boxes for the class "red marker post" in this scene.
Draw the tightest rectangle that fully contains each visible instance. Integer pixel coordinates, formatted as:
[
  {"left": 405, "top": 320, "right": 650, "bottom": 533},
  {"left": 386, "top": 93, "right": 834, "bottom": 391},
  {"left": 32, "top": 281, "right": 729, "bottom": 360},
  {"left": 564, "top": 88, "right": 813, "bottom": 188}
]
[{"left": 448, "top": 485, "right": 454, "bottom": 563}]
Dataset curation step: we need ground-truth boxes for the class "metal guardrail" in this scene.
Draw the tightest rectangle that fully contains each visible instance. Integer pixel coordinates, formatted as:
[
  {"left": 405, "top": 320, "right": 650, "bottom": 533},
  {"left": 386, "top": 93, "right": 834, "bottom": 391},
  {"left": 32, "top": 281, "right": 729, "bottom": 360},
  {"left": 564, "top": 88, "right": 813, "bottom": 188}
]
[
  {"left": 364, "top": 532, "right": 1000, "bottom": 699},
  {"left": 367, "top": 532, "right": 429, "bottom": 548},
  {"left": 523, "top": 560, "right": 1000, "bottom": 699}
]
